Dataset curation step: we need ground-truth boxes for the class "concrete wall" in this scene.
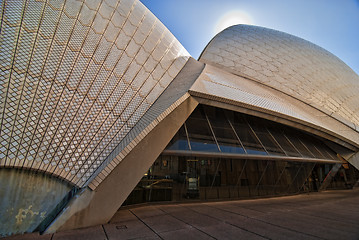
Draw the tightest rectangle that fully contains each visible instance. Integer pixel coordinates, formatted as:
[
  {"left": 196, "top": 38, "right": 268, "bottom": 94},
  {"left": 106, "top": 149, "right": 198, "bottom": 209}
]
[{"left": 0, "top": 168, "right": 72, "bottom": 237}]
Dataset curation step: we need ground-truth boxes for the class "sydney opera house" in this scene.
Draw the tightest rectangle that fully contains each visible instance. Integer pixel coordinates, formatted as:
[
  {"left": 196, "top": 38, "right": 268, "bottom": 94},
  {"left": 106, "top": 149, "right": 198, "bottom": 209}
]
[{"left": 1, "top": 0, "right": 359, "bottom": 236}]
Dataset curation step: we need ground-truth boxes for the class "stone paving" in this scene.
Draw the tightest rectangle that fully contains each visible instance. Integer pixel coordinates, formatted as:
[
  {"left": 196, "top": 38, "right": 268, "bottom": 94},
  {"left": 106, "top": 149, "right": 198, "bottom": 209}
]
[{"left": 5, "top": 189, "right": 359, "bottom": 240}]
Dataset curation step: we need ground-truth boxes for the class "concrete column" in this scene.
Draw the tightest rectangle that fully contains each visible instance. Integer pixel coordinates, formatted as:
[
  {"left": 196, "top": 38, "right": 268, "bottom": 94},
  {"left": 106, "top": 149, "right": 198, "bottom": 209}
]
[{"left": 46, "top": 96, "right": 199, "bottom": 233}]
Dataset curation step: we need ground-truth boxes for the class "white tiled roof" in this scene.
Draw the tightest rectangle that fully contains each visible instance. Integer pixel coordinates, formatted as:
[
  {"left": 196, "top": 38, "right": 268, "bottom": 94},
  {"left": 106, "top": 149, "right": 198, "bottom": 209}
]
[
  {"left": 199, "top": 25, "right": 359, "bottom": 134},
  {"left": 190, "top": 64, "right": 359, "bottom": 149},
  {"left": 0, "top": 0, "right": 189, "bottom": 187}
]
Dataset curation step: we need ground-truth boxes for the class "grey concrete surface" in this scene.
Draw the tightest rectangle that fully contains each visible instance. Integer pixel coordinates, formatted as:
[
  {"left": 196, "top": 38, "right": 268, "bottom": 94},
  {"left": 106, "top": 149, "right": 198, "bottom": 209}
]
[{"left": 4, "top": 189, "right": 359, "bottom": 240}]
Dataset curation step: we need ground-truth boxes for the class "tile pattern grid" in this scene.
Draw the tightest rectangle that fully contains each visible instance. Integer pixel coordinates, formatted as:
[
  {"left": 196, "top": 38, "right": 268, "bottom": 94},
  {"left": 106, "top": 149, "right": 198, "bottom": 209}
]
[
  {"left": 88, "top": 59, "right": 202, "bottom": 189},
  {"left": 200, "top": 25, "right": 359, "bottom": 133},
  {"left": 0, "top": 0, "right": 189, "bottom": 187},
  {"left": 88, "top": 92, "right": 192, "bottom": 189}
]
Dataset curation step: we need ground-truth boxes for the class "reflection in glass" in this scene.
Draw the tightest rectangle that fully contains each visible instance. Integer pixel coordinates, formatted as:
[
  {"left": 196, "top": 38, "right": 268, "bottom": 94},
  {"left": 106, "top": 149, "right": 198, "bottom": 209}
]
[
  {"left": 186, "top": 107, "right": 219, "bottom": 152},
  {"left": 268, "top": 129, "right": 301, "bottom": 157},
  {"left": 206, "top": 108, "right": 245, "bottom": 154},
  {"left": 166, "top": 126, "right": 190, "bottom": 150},
  {"left": 285, "top": 133, "right": 314, "bottom": 158},
  {"left": 122, "top": 104, "right": 359, "bottom": 206},
  {"left": 249, "top": 117, "right": 285, "bottom": 156},
  {"left": 231, "top": 114, "right": 267, "bottom": 155},
  {"left": 164, "top": 104, "right": 341, "bottom": 162},
  {"left": 124, "top": 155, "right": 358, "bottom": 206}
]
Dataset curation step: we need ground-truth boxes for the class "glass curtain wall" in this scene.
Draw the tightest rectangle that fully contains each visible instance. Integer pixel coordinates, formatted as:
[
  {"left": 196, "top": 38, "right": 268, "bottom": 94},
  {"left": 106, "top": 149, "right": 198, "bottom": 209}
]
[
  {"left": 123, "top": 105, "right": 353, "bottom": 205},
  {"left": 167, "top": 105, "right": 338, "bottom": 160}
]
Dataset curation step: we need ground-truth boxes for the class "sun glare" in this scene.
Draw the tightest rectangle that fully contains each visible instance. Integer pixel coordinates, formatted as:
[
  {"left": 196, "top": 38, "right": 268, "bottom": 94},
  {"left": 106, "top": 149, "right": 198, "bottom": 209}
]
[{"left": 214, "top": 10, "right": 253, "bottom": 35}]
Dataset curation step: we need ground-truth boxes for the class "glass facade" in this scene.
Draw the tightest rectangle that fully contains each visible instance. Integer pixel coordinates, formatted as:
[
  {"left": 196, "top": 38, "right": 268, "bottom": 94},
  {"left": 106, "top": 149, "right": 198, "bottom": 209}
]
[
  {"left": 123, "top": 105, "right": 358, "bottom": 205},
  {"left": 165, "top": 105, "right": 339, "bottom": 160}
]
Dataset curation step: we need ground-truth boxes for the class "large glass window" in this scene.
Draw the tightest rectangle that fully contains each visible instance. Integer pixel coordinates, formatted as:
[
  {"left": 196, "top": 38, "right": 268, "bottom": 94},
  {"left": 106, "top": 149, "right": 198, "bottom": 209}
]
[
  {"left": 124, "top": 156, "right": 331, "bottom": 205},
  {"left": 166, "top": 104, "right": 340, "bottom": 161},
  {"left": 231, "top": 113, "right": 267, "bottom": 155},
  {"left": 247, "top": 116, "right": 285, "bottom": 156},
  {"left": 166, "top": 125, "right": 190, "bottom": 150},
  {"left": 124, "top": 104, "right": 358, "bottom": 206},
  {"left": 267, "top": 128, "right": 300, "bottom": 157},
  {"left": 205, "top": 107, "right": 245, "bottom": 154},
  {"left": 186, "top": 107, "right": 219, "bottom": 152}
]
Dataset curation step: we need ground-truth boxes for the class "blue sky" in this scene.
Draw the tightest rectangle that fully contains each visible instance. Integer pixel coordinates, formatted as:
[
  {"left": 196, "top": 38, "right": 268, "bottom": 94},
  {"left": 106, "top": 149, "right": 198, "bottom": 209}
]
[{"left": 140, "top": 0, "right": 359, "bottom": 74}]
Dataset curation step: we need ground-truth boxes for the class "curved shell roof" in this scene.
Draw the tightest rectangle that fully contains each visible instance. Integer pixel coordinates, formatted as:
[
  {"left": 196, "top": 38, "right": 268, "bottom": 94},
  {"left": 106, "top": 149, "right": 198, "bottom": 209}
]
[
  {"left": 199, "top": 25, "right": 359, "bottom": 133},
  {"left": 0, "top": 0, "right": 189, "bottom": 187}
]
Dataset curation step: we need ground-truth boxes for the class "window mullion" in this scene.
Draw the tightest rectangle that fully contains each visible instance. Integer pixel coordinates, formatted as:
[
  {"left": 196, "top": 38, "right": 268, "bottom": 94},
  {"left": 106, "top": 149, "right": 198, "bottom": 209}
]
[
  {"left": 245, "top": 118, "right": 268, "bottom": 154},
  {"left": 183, "top": 122, "right": 192, "bottom": 151},
  {"left": 205, "top": 112, "right": 221, "bottom": 152},
  {"left": 227, "top": 117, "right": 247, "bottom": 154}
]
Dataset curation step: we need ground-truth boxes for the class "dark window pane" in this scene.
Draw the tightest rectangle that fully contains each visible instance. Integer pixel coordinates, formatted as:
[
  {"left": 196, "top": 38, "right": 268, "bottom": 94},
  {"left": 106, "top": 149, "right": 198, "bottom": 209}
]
[
  {"left": 166, "top": 126, "right": 189, "bottom": 150},
  {"left": 232, "top": 115, "right": 267, "bottom": 155},
  {"left": 245, "top": 160, "right": 260, "bottom": 196},
  {"left": 285, "top": 133, "right": 314, "bottom": 158},
  {"left": 190, "top": 141, "right": 219, "bottom": 152},
  {"left": 207, "top": 107, "right": 246, "bottom": 154},
  {"left": 298, "top": 134, "right": 325, "bottom": 159},
  {"left": 172, "top": 104, "right": 349, "bottom": 161},
  {"left": 245, "top": 115, "right": 284, "bottom": 156},
  {"left": 316, "top": 145, "right": 337, "bottom": 160},
  {"left": 167, "top": 140, "right": 190, "bottom": 151},
  {"left": 268, "top": 128, "right": 301, "bottom": 157},
  {"left": 250, "top": 126, "right": 285, "bottom": 156},
  {"left": 273, "top": 161, "right": 289, "bottom": 194},
  {"left": 218, "top": 144, "right": 246, "bottom": 154},
  {"left": 186, "top": 107, "right": 219, "bottom": 152}
]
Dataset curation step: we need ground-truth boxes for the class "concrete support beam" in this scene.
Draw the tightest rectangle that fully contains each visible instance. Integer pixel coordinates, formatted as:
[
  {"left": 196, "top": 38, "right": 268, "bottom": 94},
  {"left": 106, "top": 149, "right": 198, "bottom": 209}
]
[
  {"left": 319, "top": 163, "right": 342, "bottom": 191},
  {"left": 347, "top": 152, "right": 359, "bottom": 171},
  {"left": 46, "top": 96, "right": 199, "bottom": 233}
]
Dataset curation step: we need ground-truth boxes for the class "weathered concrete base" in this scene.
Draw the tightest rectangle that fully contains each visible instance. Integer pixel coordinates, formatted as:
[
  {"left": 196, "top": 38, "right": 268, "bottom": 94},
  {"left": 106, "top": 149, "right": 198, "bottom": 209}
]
[
  {"left": 0, "top": 169, "right": 71, "bottom": 237},
  {"left": 45, "top": 96, "right": 199, "bottom": 233}
]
